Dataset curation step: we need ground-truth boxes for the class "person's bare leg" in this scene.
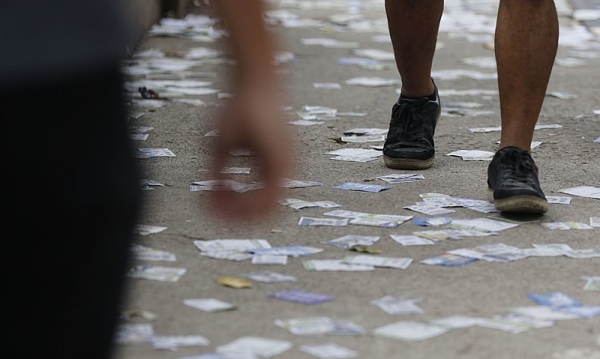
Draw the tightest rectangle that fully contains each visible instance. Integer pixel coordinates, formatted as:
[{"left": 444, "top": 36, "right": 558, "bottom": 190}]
[
  {"left": 383, "top": 0, "right": 445, "bottom": 170},
  {"left": 487, "top": 0, "right": 557, "bottom": 214},
  {"left": 495, "top": 0, "right": 558, "bottom": 151},
  {"left": 385, "top": 0, "right": 444, "bottom": 97}
]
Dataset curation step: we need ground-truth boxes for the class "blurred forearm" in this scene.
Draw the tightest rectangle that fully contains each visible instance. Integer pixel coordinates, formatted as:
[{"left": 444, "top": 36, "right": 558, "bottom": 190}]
[{"left": 214, "top": 0, "right": 277, "bottom": 87}]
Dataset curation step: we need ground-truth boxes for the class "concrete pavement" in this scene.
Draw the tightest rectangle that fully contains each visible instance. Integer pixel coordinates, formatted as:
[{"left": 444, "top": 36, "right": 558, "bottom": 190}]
[{"left": 116, "top": 1, "right": 600, "bottom": 358}]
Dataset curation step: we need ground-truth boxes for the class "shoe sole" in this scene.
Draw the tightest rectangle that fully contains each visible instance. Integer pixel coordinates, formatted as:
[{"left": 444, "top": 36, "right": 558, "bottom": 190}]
[
  {"left": 487, "top": 188, "right": 549, "bottom": 214},
  {"left": 383, "top": 105, "right": 441, "bottom": 170},
  {"left": 383, "top": 155, "right": 435, "bottom": 170}
]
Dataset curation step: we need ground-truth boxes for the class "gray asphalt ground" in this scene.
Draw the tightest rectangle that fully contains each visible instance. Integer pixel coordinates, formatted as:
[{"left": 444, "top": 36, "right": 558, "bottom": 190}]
[{"left": 115, "top": 0, "right": 600, "bottom": 358}]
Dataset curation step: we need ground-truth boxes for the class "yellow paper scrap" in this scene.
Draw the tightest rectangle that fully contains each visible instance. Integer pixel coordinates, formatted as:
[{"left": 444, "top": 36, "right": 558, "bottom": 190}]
[{"left": 217, "top": 277, "right": 252, "bottom": 289}]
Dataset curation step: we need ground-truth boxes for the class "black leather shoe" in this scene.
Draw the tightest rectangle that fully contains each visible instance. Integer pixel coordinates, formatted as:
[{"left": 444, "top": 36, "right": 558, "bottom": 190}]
[
  {"left": 383, "top": 80, "right": 441, "bottom": 170},
  {"left": 487, "top": 146, "right": 549, "bottom": 214}
]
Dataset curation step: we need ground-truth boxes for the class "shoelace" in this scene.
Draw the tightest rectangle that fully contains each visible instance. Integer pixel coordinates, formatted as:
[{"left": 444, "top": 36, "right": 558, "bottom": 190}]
[
  {"left": 389, "top": 102, "right": 426, "bottom": 143},
  {"left": 498, "top": 149, "right": 537, "bottom": 184}
]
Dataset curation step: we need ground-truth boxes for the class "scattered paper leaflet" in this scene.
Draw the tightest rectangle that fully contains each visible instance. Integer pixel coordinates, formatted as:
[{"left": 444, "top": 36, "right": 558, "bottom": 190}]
[{"left": 119, "top": 5, "right": 600, "bottom": 355}]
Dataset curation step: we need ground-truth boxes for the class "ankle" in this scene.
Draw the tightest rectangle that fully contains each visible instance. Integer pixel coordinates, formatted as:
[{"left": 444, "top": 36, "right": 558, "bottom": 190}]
[
  {"left": 498, "top": 142, "right": 531, "bottom": 152},
  {"left": 400, "top": 80, "right": 436, "bottom": 99}
]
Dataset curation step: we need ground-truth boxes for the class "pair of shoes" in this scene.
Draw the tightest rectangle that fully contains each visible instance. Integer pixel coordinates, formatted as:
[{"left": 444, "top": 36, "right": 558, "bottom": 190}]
[
  {"left": 383, "top": 80, "right": 440, "bottom": 170},
  {"left": 487, "top": 146, "right": 549, "bottom": 213},
  {"left": 383, "top": 84, "right": 547, "bottom": 214}
]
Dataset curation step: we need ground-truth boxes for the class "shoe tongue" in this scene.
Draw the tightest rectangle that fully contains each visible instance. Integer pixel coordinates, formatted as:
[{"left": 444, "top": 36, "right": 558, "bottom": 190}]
[
  {"left": 497, "top": 147, "right": 533, "bottom": 168},
  {"left": 498, "top": 146, "right": 527, "bottom": 157},
  {"left": 399, "top": 96, "right": 429, "bottom": 106}
]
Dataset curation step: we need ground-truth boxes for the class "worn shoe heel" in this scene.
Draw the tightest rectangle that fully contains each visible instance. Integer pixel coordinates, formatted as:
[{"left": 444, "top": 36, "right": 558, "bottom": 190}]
[
  {"left": 383, "top": 155, "right": 435, "bottom": 170},
  {"left": 494, "top": 196, "right": 549, "bottom": 213}
]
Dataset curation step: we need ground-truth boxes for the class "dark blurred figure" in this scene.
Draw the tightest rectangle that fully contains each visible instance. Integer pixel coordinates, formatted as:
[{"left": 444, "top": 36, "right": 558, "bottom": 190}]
[
  {"left": 2, "top": 2, "right": 142, "bottom": 358},
  {"left": 1, "top": 1, "right": 290, "bottom": 358}
]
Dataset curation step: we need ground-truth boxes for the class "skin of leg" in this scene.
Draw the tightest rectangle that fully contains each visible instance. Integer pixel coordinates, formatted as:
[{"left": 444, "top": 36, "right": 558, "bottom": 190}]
[
  {"left": 495, "top": 0, "right": 559, "bottom": 151},
  {"left": 385, "top": 0, "right": 444, "bottom": 98}
]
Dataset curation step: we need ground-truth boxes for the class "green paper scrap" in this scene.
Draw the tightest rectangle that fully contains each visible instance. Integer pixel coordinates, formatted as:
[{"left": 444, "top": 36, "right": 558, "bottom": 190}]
[{"left": 350, "top": 245, "right": 382, "bottom": 254}]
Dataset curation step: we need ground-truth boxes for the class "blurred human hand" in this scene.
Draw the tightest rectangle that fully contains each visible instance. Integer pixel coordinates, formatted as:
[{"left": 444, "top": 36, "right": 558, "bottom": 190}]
[{"left": 208, "top": 83, "right": 291, "bottom": 221}]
